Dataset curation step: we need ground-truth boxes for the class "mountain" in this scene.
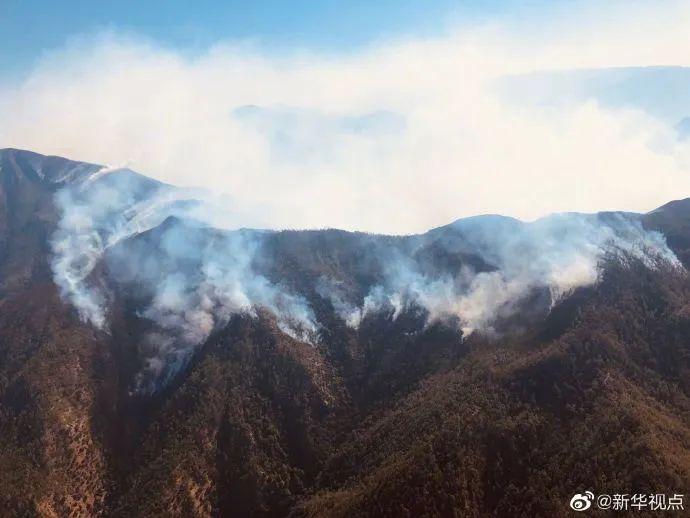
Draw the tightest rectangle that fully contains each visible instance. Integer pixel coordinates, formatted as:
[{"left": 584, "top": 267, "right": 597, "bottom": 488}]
[
  {"left": 0, "top": 148, "right": 689, "bottom": 517},
  {"left": 644, "top": 198, "right": 690, "bottom": 266}
]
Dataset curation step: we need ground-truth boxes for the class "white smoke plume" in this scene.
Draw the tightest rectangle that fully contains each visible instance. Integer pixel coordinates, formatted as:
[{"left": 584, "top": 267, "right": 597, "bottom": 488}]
[
  {"left": 50, "top": 168, "right": 188, "bottom": 328},
  {"left": 50, "top": 168, "right": 318, "bottom": 391},
  {"left": 322, "top": 213, "right": 680, "bottom": 335},
  {"left": 5, "top": 1, "right": 690, "bottom": 234},
  {"left": 50, "top": 164, "right": 680, "bottom": 391}
]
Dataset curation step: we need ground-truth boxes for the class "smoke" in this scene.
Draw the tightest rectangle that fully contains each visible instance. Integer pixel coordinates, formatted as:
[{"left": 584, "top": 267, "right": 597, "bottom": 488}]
[
  {"left": 49, "top": 164, "right": 680, "bottom": 391},
  {"left": 319, "top": 213, "right": 679, "bottom": 335},
  {"left": 4, "top": 1, "right": 690, "bottom": 233},
  {"left": 50, "top": 168, "right": 318, "bottom": 391},
  {"left": 50, "top": 167, "right": 178, "bottom": 328},
  {"left": 123, "top": 224, "right": 319, "bottom": 391}
]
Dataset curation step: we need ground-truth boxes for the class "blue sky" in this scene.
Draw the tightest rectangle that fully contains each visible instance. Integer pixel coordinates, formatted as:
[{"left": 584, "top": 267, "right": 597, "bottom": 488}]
[{"left": 0, "top": 0, "right": 551, "bottom": 73}]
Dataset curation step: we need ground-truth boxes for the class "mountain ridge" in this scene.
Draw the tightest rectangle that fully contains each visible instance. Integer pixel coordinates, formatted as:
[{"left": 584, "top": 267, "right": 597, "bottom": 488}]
[
  {"left": 4, "top": 147, "right": 689, "bottom": 235},
  {"left": 0, "top": 148, "right": 688, "bottom": 517}
]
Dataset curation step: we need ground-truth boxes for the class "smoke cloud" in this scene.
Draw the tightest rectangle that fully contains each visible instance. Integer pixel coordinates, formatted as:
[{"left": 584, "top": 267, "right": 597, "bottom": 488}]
[
  {"left": 3, "top": 1, "right": 690, "bottom": 233},
  {"left": 332, "top": 213, "right": 679, "bottom": 336},
  {"left": 50, "top": 169, "right": 318, "bottom": 391},
  {"left": 49, "top": 164, "right": 679, "bottom": 391}
]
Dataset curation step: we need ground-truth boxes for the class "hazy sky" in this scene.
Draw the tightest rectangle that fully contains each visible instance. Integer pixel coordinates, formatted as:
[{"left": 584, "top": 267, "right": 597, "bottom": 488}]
[
  {"left": 2, "top": 0, "right": 690, "bottom": 233},
  {"left": 0, "top": 1, "right": 550, "bottom": 74}
]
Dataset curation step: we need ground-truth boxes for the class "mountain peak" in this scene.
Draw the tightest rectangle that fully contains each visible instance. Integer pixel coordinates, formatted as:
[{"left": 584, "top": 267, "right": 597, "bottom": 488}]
[
  {"left": 648, "top": 197, "right": 690, "bottom": 217},
  {"left": 0, "top": 148, "right": 104, "bottom": 185}
]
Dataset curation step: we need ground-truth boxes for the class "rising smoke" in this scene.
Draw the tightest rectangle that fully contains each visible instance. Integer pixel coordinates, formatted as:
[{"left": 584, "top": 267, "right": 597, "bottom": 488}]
[
  {"left": 50, "top": 167, "right": 318, "bottom": 391},
  {"left": 50, "top": 167, "right": 680, "bottom": 391},
  {"left": 328, "top": 212, "right": 679, "bottom": 336}
]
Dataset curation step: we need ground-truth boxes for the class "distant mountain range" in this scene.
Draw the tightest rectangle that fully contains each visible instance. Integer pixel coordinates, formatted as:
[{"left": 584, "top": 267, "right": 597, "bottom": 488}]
[{"left": 0, "top": 148, "right": 688, "bottom": 516}]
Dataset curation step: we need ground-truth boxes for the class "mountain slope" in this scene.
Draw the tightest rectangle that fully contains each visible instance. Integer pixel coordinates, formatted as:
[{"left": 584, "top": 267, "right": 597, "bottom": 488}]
[
  {"left": 0, "top": 150, "right": 115, "bottom": 516},
  {"left": 0, "top": 149, "right": 688, "bottom": 517},
  {"left": 644, "top": 198, "right": 690, "bottom": 267},
  {"left": 297, "top": 256, "right": 690, "bottom": 517}
]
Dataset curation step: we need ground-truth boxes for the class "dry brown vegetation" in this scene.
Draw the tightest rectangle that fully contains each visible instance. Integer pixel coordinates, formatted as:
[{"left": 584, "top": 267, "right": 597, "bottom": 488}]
[{"left": 1, "top": 149, "right": 689, "bottom": 517}]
